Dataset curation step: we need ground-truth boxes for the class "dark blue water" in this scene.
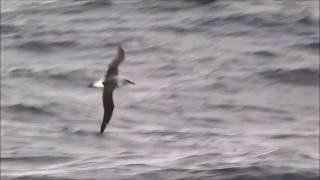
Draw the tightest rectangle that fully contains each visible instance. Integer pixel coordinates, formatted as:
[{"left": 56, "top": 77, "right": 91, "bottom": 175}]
[{"left": 1, "top": 0, "right": 319, "bottom": 179}]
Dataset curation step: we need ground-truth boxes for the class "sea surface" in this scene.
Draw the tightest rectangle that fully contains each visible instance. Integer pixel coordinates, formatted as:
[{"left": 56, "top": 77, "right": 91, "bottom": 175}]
[{"left": 1, "top": 0, "right": 319, "bottom": 179}]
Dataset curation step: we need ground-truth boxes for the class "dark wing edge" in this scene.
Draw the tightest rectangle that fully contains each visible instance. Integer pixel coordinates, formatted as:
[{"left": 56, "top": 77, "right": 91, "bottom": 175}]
[
  {"left": 105, "top": 46, "right": 125, "bottom": 78},
  {"left": 100, "top": 91, "right": 115, "bottom": 134}
]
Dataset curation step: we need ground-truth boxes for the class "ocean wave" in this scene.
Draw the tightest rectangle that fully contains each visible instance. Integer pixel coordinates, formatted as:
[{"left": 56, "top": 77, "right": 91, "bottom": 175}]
[
  {"left": 182, "top": 0, "right": 217, "bottom": 5},
  {"left": 2, "top": 103, "right": 54, "bottom": 116},
  {"left": 208, "top": 103, "right": 287, "bottom": 114},
  {"left": 291, "top": 41, "right": 320, "bottom": 52},
  {"left": 1, "top": 155, "right": 72, "bottom": 162},
  {"left": 57, "top": 0, "right": 112, "bottom": 15},
  {"left": 259, "top": 68, "right": 319, "bottom": 86},
  {"left": 198, "top": 13, "right": 282, "bottom": 28},
  {"left": 2, "top": 165, "right": 319, "bottom": 180},
  {"left": 270, "top": 133, "right": 318, "bottom": 139},
  {"left": 152, "top": 25, "right": 203, "bottom": 34},
  {"left": 268, "top": 133, "right": 319, "bottom": 140},
  {"left": 3, "top": 173, "right": 319, "bottom": 180},
  {"left": 15, "top": 39, "right": 77, "bottom": 52},
  {"left": 78, "top": 0, "right": 111, "bottom": 8},
  {"left": 224, "top": 172, "right": 319, "bottom": 180},
  {"left": 198, "top": 11, "right": 318, "bottom": 30},
  {"left": 296, "top": 15, "right": 319, "bottom": 26},
  {"left": 119, "top": 166, "right": 319, "bottom": 180},
  {"left": 0, "top": 24, "right": 20, "bottom": 34},
  {"left": 2, "top": 176, "right": 79, "bottom": 180},
  {"left": 252, "top": 50, "right": 277, "bottom": 58},
  {"left": 0, "top": 0, "right": 110, "bottom": 17},
  {"left": 8, "top": 68, "right": 98, "bottom": 87}
]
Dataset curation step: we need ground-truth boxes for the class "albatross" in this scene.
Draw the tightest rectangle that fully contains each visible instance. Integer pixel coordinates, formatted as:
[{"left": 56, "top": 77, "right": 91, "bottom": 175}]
[{"left": 100, "top": 46, "right": 135, "bottom": 134}]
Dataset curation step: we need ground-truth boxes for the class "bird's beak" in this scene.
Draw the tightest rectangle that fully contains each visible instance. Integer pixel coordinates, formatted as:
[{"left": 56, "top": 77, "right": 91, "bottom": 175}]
[{"left": 126, "top": 79, "right": 135, "bottom": 85}]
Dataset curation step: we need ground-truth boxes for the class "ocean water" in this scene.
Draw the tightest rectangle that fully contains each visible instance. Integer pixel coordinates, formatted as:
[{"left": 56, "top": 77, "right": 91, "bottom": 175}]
[{"left": 1, "top": 0, "right": 319, "bottom": 179}]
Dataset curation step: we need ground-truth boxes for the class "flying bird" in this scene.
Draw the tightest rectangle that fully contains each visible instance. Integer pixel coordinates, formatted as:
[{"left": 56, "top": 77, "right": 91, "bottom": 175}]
[{"left": 100, "top": 46, "right": 135, "bottom": 134}]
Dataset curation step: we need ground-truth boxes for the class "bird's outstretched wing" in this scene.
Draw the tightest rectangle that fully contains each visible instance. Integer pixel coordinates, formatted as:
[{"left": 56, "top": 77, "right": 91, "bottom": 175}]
[
  {"left": 100, "top": 90, "right": 114, "bottom": 134},
  {"left": 105, "top": 46, "right": 125, "bottom": 78}
]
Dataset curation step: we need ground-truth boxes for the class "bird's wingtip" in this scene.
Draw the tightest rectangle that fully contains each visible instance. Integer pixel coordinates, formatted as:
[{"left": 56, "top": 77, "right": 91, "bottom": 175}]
[
  {"left": 117, "top": 45, "right": 125, "bottom": 59},
  {"left": 118, "top": 45, "right": 124, "bottom": 52}
]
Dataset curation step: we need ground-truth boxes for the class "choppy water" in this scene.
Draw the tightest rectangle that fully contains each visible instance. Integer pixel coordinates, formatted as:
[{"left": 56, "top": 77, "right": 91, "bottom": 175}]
[{"left": 1, "top": 0, "right": 319, "bottom": 179}]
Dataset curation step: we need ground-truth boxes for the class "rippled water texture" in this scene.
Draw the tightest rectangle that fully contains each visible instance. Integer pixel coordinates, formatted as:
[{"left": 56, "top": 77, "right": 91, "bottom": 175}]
[{"left": 1, "top": 0, "right": 319, "bottom": 179}]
